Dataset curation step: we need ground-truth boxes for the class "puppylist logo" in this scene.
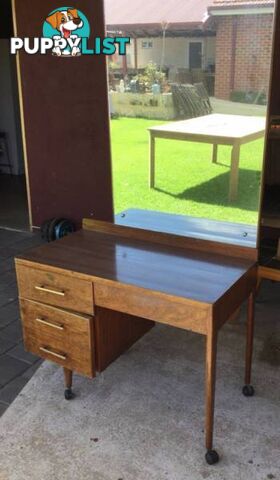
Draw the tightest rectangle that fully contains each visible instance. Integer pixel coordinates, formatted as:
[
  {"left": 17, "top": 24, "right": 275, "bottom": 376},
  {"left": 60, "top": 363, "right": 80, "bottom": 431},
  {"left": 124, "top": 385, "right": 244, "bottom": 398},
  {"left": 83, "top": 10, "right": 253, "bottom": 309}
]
[{"left": 10, "top": 7, "right": 130, "bottom": 57}]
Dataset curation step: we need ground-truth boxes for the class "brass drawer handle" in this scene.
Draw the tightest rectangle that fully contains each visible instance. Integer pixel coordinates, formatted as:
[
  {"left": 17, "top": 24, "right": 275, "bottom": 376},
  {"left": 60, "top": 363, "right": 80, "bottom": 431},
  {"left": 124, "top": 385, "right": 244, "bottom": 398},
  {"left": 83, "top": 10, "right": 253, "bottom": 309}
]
[
  {"left": 40, "top": 347, "right": 67, "bottom": 361},
  {"left": 35, "top": 285, "right": 65, "bottom": 297},
  {"left": 36, "top": 317, "right": 64, "bottom": 331}
]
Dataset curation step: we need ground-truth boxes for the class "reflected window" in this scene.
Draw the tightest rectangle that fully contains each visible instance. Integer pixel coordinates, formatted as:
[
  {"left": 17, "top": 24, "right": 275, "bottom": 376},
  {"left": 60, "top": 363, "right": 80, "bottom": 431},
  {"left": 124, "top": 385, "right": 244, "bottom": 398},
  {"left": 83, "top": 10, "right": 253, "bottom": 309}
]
[{"left": 142, "top": 40, "right": 153, "bottom": 49}]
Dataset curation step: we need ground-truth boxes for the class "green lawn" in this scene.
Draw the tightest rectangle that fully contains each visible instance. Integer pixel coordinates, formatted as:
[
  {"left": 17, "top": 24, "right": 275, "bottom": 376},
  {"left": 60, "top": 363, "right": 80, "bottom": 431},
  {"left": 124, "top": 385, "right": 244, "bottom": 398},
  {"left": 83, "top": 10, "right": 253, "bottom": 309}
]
[{"left": 110, "top": 117, "right": 264, "bottom": 225}]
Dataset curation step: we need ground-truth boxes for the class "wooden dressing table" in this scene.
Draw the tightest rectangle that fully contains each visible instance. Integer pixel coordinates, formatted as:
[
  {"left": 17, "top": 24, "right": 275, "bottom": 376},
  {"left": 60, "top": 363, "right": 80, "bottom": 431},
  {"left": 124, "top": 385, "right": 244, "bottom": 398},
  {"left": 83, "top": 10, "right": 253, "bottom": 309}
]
[{"left": 15, "top": 218, "right": 258, "bottom": 465}]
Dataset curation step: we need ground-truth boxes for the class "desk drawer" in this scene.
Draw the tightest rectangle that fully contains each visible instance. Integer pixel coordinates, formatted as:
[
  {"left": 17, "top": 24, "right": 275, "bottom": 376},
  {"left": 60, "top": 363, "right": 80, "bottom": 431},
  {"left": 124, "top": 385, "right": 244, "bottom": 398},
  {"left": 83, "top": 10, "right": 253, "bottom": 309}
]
[
  {"left": 20, "top": 299, "right": 95, "bottom": 377},
  {"left": 16, "top": 265, "right": 94, "bottom": 315}
]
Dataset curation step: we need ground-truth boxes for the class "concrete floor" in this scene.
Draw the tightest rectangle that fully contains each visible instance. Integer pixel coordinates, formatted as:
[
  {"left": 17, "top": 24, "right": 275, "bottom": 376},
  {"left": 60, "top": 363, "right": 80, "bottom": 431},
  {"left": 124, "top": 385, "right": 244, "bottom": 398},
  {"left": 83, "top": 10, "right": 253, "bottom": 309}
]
[
  {"left": 0, "top": 228, "right": 43, "bottom": 416},
  {"left": 0, "top": 281, "right": 279, "bottom": 480},
  {"left": 211, "top": 98, "right": 267, "bottom": 117}
]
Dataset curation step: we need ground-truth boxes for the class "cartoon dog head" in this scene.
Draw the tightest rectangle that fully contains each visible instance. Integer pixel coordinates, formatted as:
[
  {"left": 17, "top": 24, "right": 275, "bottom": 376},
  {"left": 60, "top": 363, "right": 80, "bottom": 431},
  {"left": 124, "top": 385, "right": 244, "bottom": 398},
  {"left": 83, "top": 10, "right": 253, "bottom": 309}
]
[{"left": 46, "top": 9, "right": 83, "bottom": 38}]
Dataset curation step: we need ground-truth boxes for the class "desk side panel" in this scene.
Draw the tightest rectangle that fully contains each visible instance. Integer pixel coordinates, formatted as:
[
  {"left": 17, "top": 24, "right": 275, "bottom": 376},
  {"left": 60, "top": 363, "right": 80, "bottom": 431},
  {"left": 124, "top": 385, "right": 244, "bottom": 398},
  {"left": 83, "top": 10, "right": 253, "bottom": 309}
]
[
  {"left": 213, "top": 265, "right": 258, "bottom": 330},
  {"left": 94, "top": 307, "right": 154, "bottom": 372}
]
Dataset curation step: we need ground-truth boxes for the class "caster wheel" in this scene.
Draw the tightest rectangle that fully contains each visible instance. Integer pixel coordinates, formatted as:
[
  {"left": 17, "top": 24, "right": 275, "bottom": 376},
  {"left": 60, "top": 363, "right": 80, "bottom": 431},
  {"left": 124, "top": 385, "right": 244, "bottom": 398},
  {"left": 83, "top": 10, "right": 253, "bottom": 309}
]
[
  {"left": 243, "top": 385, "right": 255, "bottom": 397},
  {"left": 205, "top": 450, "right": 220, "bottom": 465},
  {"left": 64, "top": 388, "right": 74, "bottom": 400}
]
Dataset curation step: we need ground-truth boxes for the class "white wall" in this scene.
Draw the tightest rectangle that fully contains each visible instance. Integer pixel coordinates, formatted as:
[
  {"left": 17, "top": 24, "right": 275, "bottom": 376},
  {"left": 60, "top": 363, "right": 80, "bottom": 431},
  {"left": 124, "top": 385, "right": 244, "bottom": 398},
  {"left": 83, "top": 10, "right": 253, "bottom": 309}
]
[
  {"left": 0, "top": 39, "right": 24, "bottom": 175},
  {"left": 110, "top": 91, "right": 176, "bottom": 120},
  {"left": 123, "top": 36, "right": 216, "bottom": 70}
]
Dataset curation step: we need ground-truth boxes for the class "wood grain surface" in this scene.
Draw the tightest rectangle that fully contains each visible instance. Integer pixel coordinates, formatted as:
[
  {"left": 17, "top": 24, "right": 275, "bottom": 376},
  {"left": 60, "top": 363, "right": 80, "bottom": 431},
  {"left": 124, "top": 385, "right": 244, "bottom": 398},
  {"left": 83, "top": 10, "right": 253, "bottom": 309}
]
[
  {"left": 20, "top": 298, "right": 95, "bottom": 377},
  {"left": 94, "top": 307, "right": 154, "bottom": 372},
  {"left": 16, "top": 264, "right": 94, "bottom": 315},
  {"left": 149, "top": 114, "right": 265, "bottom": 144},
  {"left": 16, "top": 228, "right": 256, "bottom": 305}
]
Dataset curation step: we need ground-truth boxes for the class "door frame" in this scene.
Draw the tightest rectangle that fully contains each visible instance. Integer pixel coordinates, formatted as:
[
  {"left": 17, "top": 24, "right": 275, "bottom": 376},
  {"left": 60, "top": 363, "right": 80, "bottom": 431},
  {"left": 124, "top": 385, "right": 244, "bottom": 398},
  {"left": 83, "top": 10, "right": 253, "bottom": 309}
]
[{"left": 11, "top": 0, "right": 32, "bottom": 230}]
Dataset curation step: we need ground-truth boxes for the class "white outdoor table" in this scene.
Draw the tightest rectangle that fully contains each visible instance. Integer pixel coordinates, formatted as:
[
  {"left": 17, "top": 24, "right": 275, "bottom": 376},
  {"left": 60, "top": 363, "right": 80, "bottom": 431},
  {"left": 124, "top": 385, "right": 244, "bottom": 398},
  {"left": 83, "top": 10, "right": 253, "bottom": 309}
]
[{"left": 148, "top": 113, "right": 266, "bottom": 201}]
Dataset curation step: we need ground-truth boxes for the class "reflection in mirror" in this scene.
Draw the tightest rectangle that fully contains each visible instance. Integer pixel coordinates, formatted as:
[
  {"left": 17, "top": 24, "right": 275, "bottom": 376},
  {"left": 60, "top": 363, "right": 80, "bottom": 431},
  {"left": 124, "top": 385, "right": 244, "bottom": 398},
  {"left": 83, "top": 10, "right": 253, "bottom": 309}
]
[
  {"left": 105, "top": 0, "right": 275, "bottom": 248},
  {"left": 260, "top": 123, "right": 280, "bottom": 267}
]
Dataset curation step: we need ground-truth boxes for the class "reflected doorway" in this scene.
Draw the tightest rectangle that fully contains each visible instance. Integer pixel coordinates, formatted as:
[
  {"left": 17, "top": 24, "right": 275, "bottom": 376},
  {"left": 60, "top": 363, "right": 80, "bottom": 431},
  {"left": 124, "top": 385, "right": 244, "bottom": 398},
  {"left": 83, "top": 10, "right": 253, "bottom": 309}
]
[{"left": 189, "top": 42, "right": 202, "bottom": 69}]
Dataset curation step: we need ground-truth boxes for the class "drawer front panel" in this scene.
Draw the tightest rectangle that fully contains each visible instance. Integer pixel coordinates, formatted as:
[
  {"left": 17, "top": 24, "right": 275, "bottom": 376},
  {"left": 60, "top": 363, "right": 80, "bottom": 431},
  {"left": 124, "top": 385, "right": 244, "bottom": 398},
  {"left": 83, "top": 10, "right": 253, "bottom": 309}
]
[
  {"left": 20, "top": 298, "right": 92, "bottom": 338},
  {"left": 17, "top": 265, "right": 94, "bottom": 315},
  {"left": 94, "top": 283, "right": 209, "bottom": 334},
  {"left": 20, "top": 299, "right": 95, "bottom": 377}
]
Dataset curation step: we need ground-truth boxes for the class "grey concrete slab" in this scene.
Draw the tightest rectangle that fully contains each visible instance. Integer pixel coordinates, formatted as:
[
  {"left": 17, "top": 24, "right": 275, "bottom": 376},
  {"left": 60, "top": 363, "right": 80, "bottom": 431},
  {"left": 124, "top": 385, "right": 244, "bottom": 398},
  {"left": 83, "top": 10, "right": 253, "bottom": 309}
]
[
  {"left": 0, "top": 229, "right": 44, "bottom": 410},
  {"left": 0, "top": 337, "right": 16, "bottom": 355},
  {"left": 0, "top": 276, "right": 17, "bottom": 290},
  {"left": 0, "top": 235, "right": 43, "bottom": 260},
  {"left": 0, "top": 257, "right": 15, "bottom": 274},
  {"left": 0, "top": 282, "right": 19, "bottom": 308},
  {"left": 0, "top": 296, "right": 279, "bottom": 480},
  {"left": 0, "top": 230, "right": 29, "bottom": 248},
  {"left": 8, "top": 343, "right": 38, "bottom": 365},
  {"left": 0, "top": 301, "right": 20, "bottom": 328},
  {"left": 0, "top": 356, "right": 29, "bottom": 387},
  {"left": 11, "top": 235, "right": 44, "bottom": 253},
  {"left": 0, "top": 320, "right": 23, "bottom": 343},
  {"left": 0, "top": 269, "right": 17, "bottom": 287},
  {"left": 0, "top": 246, "right": 20, "bottom": 259},
  {"left": 0, "top": 377, "right": 28, "bottom": 405},
  {"left": 0, "top": 294, "right": 18, "bottom": 309},
  {"left": 21, "top": 360, "right": 43, "bottom": 380},
  {"left": 0, "top": 401, "right": 8, "bottom": 415}
]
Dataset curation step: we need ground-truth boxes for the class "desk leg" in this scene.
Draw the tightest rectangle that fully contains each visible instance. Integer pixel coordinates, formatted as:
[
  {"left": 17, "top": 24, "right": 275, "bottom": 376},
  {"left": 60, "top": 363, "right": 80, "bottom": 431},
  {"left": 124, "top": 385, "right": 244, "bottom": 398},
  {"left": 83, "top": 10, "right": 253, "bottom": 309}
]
[
  {"left": 243, "top": 293, "right": 255, "bottom": 397},
  {"left": 149, "top": 134, "right": 155, "bottom": 188},
  {"left": 212, "top": 144, "right": 218, "bottom": 164},
  {"left": 64, "top": 368, "right": 74, "bottom": 401},
  {"left": 229, "top": 144, "right": 240, "bottom": 202},
  {"left": 205, "top": 325, "right": 219, "bottom": 465}
]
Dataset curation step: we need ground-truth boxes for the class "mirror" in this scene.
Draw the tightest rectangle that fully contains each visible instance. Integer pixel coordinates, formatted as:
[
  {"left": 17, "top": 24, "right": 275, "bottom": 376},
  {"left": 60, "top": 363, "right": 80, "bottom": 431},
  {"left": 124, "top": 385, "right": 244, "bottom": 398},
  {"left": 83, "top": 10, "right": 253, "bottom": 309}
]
[{"left": 105, "top": 0, "right": 276, "bottom": 248}]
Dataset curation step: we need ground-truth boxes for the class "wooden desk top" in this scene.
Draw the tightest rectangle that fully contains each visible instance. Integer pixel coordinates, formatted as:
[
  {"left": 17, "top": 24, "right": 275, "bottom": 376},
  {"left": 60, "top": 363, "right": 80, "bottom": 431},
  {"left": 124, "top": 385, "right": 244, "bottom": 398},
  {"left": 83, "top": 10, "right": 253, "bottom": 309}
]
[
  {"left": 17, "top": 228, "right": 256, "bottom": 305},
  {"left": 149, "top": 113, "right": 266, "bottom": 142}
]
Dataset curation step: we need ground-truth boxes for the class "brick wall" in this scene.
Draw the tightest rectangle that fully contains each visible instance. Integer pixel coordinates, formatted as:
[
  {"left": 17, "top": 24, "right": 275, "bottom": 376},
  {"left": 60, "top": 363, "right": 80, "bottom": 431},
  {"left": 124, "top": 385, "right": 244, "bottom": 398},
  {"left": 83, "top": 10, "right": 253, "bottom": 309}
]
[{"left": 214, "top": 13, "right": 274, "bottom": 100}]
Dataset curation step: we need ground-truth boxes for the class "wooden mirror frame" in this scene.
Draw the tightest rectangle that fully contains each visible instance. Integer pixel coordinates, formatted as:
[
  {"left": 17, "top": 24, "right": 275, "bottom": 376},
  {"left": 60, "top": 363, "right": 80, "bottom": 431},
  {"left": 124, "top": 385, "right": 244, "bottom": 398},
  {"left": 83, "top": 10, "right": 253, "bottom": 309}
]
[{"left": 258, "top": 0, "right": 280, "bottom": 280}]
